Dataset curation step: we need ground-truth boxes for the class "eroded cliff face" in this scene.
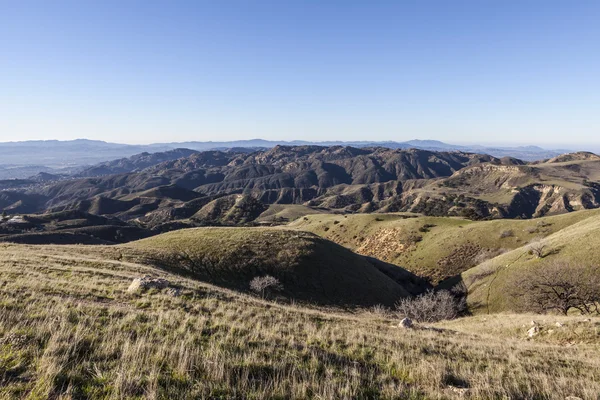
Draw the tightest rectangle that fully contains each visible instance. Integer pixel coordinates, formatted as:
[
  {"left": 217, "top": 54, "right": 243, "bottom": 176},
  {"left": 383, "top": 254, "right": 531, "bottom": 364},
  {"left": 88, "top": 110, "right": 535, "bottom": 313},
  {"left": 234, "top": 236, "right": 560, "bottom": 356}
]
[{"left": 508, "top": 184, "right": 600, "bottom": 218}]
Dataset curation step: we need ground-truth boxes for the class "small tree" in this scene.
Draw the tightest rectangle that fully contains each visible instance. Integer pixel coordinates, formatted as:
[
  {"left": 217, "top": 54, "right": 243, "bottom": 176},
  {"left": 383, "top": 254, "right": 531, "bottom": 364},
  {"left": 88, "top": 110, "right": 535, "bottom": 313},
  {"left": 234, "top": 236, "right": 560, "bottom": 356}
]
[
  {"left": 250, "top": 275, "right": 283, "bottom": 298},
  {"left": 1, "top": 210, "right": 6, "bottom": 221},
  {"left": 514, "top": 261, "right": 600, "bottom": 315}
]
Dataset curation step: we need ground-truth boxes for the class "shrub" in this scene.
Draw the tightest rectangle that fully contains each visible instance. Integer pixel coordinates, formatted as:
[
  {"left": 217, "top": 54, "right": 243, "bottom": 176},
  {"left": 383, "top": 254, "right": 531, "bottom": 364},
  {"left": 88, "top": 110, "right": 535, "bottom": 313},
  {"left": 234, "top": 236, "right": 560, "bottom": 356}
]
[
  {"left": 528, "top": 239, "right": 547, "bottom": 258},
  {"left": 499, "top": 230, "right": 514, "bottom": 239},
  {"left": 395, "top": 286, "right": 467, "bottom": 323},
  {"left": 250, "top": 275, "right": 284, "bottom": 299}
]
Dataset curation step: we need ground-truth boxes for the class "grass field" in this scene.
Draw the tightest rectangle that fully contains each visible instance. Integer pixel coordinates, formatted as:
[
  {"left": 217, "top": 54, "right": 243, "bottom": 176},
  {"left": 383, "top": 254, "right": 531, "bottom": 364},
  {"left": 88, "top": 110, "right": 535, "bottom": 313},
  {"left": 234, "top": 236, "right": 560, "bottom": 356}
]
[{"left": 1, "top": 242, "right": 599, "bottom": 399}]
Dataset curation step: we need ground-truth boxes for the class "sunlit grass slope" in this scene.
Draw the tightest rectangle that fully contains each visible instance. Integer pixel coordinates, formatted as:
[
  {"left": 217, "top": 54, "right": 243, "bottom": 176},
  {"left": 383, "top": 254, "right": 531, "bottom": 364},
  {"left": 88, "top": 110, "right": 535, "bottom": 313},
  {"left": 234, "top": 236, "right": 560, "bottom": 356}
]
[{"left": 0, "top": 243, "right": 599, "bottom": 399}]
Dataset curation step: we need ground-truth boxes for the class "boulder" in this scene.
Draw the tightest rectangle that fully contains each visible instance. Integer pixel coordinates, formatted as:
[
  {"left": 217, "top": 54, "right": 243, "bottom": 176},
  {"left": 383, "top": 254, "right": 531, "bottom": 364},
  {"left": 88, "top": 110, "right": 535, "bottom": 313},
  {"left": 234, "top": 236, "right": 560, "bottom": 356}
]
[
  {"left": 527, "top": 326, "right": 539, "bottom": 338},
  {"left": 399, "top": 318, "right": 413, "bottom": 329},
  {"left": 128, "top": 275, "right": 170, "bottom": 293},
  {"left": 166, "top": 287, "right": 182, "bottom": 297}
]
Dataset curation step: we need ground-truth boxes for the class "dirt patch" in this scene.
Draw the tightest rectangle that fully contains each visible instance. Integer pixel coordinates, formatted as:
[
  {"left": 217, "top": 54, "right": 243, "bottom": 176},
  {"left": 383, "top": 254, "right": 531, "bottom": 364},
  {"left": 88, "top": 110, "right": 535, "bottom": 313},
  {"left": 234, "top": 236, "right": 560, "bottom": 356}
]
[
  {"left": 356, "top": 228, "right": 419, "bottom": 262},
  {"left": 436, "top": 242, "right": 483, "bottom": 278}
]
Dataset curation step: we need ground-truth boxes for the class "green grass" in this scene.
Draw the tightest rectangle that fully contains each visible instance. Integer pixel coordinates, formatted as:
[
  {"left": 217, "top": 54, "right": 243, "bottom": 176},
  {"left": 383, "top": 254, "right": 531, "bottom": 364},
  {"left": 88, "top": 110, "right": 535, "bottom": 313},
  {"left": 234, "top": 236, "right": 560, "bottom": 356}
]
[
  {"left": 462, "top": 212, "right": 600, "bottom": 314},
  {"left": 288, "top": 209, "right": 600, "bottom": 283}
]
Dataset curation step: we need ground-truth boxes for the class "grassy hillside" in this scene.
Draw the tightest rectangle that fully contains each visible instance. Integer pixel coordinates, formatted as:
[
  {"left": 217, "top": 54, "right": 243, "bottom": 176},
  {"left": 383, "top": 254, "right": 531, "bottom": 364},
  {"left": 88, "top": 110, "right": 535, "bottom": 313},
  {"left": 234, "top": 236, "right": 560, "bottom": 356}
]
[
  {"left": 255, "top": 204, "right": 328, "bottom": 224},
  {"left": 1, "top": 243, "right": 599, "bottom": 399},
  {"left": 124, "top": 227, "right": 426, "bottom": 307},
  {"left": 461, "top": 212, "right": 600, "bottom": 314},
  {"left": 289, "top": 209, "right": 600, "bottom": 283}
]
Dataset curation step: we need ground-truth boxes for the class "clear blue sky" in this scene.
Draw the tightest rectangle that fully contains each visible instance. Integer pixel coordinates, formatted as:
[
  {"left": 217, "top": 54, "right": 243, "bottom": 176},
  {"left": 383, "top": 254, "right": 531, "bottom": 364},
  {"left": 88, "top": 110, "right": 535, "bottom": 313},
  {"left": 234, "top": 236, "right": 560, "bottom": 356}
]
[{"left": 1, "top": 0, "right": 599, "bottom": 146}]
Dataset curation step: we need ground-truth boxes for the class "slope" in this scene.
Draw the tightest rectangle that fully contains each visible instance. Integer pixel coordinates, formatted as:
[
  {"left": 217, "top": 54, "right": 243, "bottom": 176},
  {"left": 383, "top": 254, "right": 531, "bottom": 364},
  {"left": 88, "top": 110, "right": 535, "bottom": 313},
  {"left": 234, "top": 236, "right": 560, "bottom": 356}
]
[
  {"left": 289, "top": 209, "right": 600, "bottom": 283},
  {"left": 124, "top": 227, "right": 427, "bottom": 306},
  {"left": 0, "top": 243, "right": 598, "bottom": 399},
  {"left": 460, "top": 212, "right": 600, "bottom": 314}
]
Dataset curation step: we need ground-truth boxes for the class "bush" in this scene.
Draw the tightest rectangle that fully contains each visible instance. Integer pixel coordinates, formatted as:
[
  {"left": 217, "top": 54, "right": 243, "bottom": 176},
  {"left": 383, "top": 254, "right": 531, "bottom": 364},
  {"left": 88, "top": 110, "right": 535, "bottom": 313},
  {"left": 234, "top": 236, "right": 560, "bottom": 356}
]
[
  {"left": 499, "top": 230, "right": 514, "bottom": 239},
  {"left": 528, "top": 239, "right": 547, "bottom": 258},
  {"left": 395, "top": 286, "right": 467, "bottom": 323},
  {"left": 250, "top": 275, "right": 284, "bottom": 298}
]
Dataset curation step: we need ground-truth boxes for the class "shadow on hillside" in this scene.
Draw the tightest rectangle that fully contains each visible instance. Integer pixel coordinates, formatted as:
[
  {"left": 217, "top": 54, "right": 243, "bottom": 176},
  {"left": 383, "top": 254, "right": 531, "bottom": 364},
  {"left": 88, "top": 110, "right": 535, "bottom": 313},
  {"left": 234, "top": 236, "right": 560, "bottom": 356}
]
[{"left": 364, "top": 256, "right": 433, "bottom": 296}]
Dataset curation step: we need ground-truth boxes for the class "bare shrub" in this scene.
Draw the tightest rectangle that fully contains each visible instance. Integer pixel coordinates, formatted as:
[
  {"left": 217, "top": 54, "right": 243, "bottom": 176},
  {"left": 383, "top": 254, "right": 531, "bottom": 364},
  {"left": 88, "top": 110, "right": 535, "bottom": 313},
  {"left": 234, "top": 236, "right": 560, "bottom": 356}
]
[
  {"left": 514, "top": 261, "right": 600, "bottom": 315},
  {"left": 499, "top": 230, "right": 514, "bottom": 239},
  {"left": 528, "top": 239, "right": 547, "bottom": 258},
  {"left": 249, "top": 275, "right": 283, "bottom": 298},
  {"left": 395, "top": 286, "right": 467, "bottom": 323}
]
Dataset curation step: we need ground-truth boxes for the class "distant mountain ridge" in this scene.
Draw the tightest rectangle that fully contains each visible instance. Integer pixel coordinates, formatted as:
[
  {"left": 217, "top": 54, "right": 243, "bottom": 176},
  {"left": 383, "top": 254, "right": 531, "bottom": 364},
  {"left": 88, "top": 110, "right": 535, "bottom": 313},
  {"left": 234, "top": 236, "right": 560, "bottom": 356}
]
[{"left": 0, "top": 138, "right": 578, "bottom": 169}]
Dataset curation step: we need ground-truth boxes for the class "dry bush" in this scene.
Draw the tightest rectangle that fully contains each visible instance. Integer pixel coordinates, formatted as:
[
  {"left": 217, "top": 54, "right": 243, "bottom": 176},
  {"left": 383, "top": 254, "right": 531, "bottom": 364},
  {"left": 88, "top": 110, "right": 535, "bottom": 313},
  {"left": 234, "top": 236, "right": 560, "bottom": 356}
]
[
  {"left": 395, "top": 286, "right": 467, "bottom": 323},
  {"left": 514, "top": 261, "right": 600, "bottom": 315},
  {"left": 250, "top": 275, "right": 283, "bottom": 298},
  {"left": 528, "top": 238, "right": 547, "bottom": 258},
  {"left": 499, "top": 229, "right": 514, "bottom": 239}
]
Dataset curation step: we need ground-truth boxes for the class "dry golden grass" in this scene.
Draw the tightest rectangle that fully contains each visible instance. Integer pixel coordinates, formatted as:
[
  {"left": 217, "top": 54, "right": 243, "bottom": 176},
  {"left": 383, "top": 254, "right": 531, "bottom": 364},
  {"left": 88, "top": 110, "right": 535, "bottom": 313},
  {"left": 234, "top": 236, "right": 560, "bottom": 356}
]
[{"left": 1, "top": 243, "right": 599, "bottom": 399}]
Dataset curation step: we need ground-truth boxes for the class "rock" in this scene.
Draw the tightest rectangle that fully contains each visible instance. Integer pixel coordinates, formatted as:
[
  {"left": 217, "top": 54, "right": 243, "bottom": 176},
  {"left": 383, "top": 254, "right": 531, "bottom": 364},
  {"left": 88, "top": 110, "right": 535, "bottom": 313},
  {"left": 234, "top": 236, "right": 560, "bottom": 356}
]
[
  {"left": 128, "top": 275, "right": 170, "bottom": 293},
  {"left": 166, "top": 287, "right": 181, "bottom": 297},
  {"left": 399, "top": 318, "right": 413, "bottom": 328},
  {"left": 530, "top": 320, "right": 538, "bottom": 326},
  {"left": 555, "top": 322, "right": 563, "bottom": 327},
  {"left": 527, "top": 326, "right": 539, "bottom": 338}
]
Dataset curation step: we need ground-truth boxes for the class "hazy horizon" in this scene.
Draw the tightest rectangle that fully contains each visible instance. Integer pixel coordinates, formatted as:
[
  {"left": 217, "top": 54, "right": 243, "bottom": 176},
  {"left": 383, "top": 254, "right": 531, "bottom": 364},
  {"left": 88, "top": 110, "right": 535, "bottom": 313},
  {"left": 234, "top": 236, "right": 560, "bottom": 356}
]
[{"left": 2, "top": 1, "right": 599, "bottom": 146}]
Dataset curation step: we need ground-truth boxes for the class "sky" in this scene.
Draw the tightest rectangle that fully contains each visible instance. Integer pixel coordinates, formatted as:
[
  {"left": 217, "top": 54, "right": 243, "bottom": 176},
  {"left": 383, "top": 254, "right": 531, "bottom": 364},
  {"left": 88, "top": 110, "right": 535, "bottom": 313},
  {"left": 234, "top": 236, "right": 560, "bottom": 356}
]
[{"left": 1, "top": 0, "right": 599, "bottom": 146}]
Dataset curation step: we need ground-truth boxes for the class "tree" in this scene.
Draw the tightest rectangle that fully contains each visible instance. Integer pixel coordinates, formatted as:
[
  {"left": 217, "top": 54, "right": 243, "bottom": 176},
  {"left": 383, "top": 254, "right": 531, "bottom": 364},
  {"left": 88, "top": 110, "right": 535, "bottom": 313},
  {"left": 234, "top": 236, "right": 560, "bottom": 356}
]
[
  {"left": 514, "top": 261, "right": 600, "bottom": 315},
  {"left": 249, "top": 275, "right": 283, "bottom": 298},
  {"left": 1, "top": 210, "right": 6, "bottom": 221}
]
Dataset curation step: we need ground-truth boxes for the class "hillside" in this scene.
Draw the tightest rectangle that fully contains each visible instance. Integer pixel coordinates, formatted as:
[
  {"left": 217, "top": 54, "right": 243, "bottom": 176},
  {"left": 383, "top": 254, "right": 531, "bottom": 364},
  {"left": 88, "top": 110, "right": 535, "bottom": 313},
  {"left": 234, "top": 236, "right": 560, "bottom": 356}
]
[
  {"left": 0, "top": 241, "right": 598, "bottom": 399},
  {"left": 288, "top": 209, "right": 600, "bottom": 283},
  {"left": 76, "top": 148, "right": 200, "bottom": 177},
  {"left": 461, "top": 211, "right": 600, "bottom": 314},
  {"left": 125, "top": 227, "right": 428, "bottom": 306},
  {"left": 0, "top": 210, "right": 153, "bottom": 245}
]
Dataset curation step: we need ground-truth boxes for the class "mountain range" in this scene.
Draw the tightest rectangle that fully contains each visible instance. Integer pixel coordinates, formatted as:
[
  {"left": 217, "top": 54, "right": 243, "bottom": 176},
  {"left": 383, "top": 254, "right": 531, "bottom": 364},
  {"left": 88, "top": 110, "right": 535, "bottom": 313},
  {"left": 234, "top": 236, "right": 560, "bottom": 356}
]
[
  {"left": 0, "top": 138, "right": 576, "bottom": 170},
  {"left": 1, "top": 144, "right": 600, "bottom": 244}
]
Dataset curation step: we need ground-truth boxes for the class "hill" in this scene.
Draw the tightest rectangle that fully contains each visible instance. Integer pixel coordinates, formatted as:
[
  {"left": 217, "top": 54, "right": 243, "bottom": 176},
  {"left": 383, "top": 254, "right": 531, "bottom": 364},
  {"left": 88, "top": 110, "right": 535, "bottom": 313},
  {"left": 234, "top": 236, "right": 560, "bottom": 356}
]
[
  {"left": 125, "top": 227, "right": 429, "bottom": 306},
  {"left": 460, "top": 211, "right": 600, "bottom": 314},
  {"left": 288, "top": 209, "right": 600, "bottom": 283},
  {"left": 0, "top": 241, "right": 598, "bottom": 399},
  {"left": 0, "top": 210, "right": 154, "bottom": 244},
  {"left": 76, "top": 148, "right": 200, "bottom": 177}
]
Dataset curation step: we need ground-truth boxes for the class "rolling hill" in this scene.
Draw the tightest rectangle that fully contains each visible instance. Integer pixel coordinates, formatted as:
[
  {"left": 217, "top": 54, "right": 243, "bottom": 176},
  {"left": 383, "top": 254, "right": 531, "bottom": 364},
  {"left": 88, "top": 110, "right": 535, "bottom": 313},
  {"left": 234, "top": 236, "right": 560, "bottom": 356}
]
[
  {"left": 460, "top": 211, "right": 600, "bottom": 314},
  {"left": 124, "top": 227, "right": 429, "bottom": 306},
  {"left": 288, "top": 209, "right": 600, "bottom": 283}
]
